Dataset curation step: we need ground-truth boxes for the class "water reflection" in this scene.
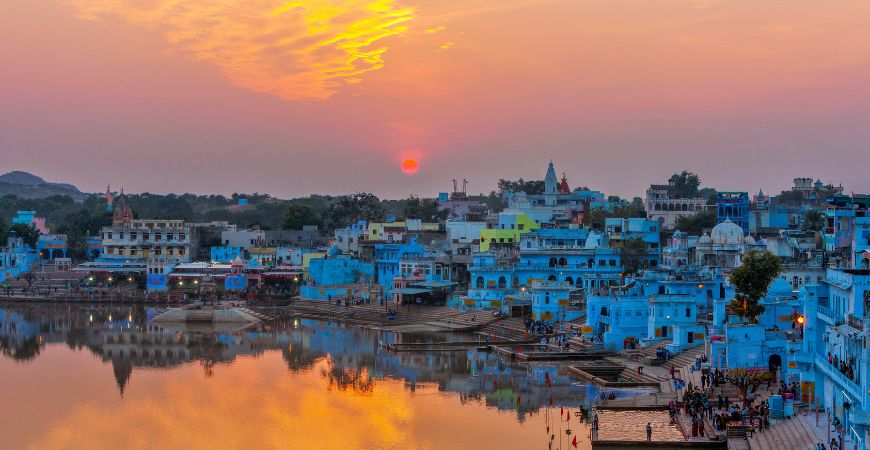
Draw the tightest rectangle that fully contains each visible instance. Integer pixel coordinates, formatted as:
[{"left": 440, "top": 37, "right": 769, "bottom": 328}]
[
  {"left": 0, "top": 303, "right": 653, "bottom": 449},
  {"left": 1, "top": 304, "right": 600, "bottom": 414}
]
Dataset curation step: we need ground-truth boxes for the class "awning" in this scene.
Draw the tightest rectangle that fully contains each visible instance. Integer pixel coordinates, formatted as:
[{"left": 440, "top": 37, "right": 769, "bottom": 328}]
[{"left": 392, "top": 288, "right": 433, "bottom": 295}]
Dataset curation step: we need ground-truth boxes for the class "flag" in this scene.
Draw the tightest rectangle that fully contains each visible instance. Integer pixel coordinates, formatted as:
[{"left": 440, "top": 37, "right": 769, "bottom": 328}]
[
  {"left": 549, "top": 396, "right": 553, "bottom": 406},
  {"left": 560, "top": 406, "right": 564, "bottom": 417},
  {"left": 566, "top": 411, "right": 570, "bottom": 422},
  {"left": 572, "top": 436, "right": 578, "bottom": 448}
]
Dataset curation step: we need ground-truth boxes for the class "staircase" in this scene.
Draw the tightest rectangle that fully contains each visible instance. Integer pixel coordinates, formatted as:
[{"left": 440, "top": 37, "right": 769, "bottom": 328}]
[{"left": 748, "top": 413, "right": 824, "bottom": 450}]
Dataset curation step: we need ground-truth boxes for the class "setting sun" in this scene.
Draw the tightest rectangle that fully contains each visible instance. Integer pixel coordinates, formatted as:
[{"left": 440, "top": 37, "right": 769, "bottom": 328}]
[{"left": 401, "top": 159, "right": 419, "bottom": 175}]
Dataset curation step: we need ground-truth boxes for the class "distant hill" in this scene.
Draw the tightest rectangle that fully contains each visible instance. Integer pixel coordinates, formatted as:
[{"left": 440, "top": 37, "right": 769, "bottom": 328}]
[{"left": 0, "top": 171, "right": 87, "bottom": 200}]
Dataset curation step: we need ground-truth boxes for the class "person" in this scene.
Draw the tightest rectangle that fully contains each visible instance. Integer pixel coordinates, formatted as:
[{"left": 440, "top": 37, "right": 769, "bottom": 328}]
[{"left": 646, "top": 422, "right": 652, "bottom": 441}]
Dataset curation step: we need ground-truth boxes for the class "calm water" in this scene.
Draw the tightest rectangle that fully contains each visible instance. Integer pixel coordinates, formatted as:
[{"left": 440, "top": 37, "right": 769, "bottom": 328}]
[{"left": 0, "top": 303, "right": 661, "bottom": 449}]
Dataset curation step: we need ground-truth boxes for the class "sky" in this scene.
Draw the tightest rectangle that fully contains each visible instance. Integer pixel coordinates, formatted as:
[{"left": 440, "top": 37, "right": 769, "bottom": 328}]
[{"left": 2, "top": 0, "right": 869, "bottom": 199}]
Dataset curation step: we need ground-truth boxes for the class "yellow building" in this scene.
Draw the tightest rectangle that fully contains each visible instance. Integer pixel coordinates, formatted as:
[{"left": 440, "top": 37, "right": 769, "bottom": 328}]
[{"left": 479, "top": 213, "right": 539, "bottom": 252}]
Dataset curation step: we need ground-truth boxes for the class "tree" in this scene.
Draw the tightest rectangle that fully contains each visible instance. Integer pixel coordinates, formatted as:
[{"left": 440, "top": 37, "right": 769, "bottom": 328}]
[
  {"left": 401, "top": 196, "right": 446, "bottom": 222},
  {"left": 7, "top": 223, "right": 40, "bottom": 248},
  {"left": 497, "top": 179, "right": 545, "bottom": 195},
  {"left": 282, "top": 204, "right": 322, "bottom": 230},
  {"left": 802, "top": 210, "right": 825, "bottom": 232},
  {"left": 728, "top": 251, "right": 781, "bottom": 323},
  {"left": 619, "top": 238, "right": 649, "bottom": 275},
  {"left": 328, "top": 193, "right": 386, "bottom": 229},
  {"left": 668, "top": 171, "right": 701, "bottom": 198},
  {"left": 674, "top": 210, "right": 717, "bottom": 235}
]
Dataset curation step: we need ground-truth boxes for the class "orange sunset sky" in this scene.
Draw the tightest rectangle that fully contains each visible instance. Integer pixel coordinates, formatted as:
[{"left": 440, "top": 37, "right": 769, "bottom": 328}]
[{"left": 2, "top": 0, "right": 869, "bottom": 198}]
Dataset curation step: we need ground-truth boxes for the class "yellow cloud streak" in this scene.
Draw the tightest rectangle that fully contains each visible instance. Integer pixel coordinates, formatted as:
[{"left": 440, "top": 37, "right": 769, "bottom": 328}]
[{"left": 60, "top": 0, "right": 415, "bottom": 100}]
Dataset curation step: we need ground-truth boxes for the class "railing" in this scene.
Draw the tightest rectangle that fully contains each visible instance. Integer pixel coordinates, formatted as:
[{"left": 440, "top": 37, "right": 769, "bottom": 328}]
[
  {"left": 815, "top": 354, "right": 861, "bottom": 400},
  {"left": 847, "top": 314, "right": 864, "bottom": 330}
]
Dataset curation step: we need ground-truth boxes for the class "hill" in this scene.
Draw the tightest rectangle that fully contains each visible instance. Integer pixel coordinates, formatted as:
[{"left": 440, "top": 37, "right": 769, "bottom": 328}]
[{"left": 0, "top": 171, "right": 87, "bottom": 200}]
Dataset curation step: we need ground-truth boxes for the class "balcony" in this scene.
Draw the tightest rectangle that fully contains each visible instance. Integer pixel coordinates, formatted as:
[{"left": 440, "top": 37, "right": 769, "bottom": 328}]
[{"left": 847, "top": 314, "right": 864, "bottom": 330}]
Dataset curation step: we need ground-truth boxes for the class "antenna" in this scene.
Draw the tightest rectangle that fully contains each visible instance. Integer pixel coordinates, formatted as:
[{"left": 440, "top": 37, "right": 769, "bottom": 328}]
[
  {"left": 462, "top": 179, "right": 468, "bottom": 194},
  {"left": 452, "top": 179, "right": 457, "bottom": 193}
]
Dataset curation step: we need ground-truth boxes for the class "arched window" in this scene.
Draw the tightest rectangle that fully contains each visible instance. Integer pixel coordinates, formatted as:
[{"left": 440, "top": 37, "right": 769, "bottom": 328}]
[
  {"left": 600, "top": 307, "right": 608, "bottom": 316},
  {"left": 475, "top": 276, "right": 484, "bottom": 288},
  {"left": 658, "top": 285, "right": 666, "bottom": 295},
  {"left": 545, "top": 293, "right": 550, "bottom": 304},
  {"left": 549, "top": 257, "right": 557, "bottom": 268},
  {"left": 565, "top": 276, "right": 574, "bottom": 285},
  {"left": 498, "top": 276, "right": 506, "bottom": 288},
  {"left": 558, "top": 257, "right": 567, "bottom": 267},
  {"left": 655, "top": 203, "right": 662, "bottom": 211},
  {"left": 548, "top": 275, "right": 557, "bottom": 281},
  {"left": 682, "top": 204, "right": 688, "bottom": 211}
]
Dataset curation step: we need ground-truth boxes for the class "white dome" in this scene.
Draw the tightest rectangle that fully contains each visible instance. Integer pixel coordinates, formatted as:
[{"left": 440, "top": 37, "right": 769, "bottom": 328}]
[
  {"left": 743, "top": 235, "right": 756, "bottom": 245},
  {"left": 698, "top": 234, "right": 712, "bottom": 246},
  {"left": 711, "top": 220, "right": 744, "bottom": 245}
]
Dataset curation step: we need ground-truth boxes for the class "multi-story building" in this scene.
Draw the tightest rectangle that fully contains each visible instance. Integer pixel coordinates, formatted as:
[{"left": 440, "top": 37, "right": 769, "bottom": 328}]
[
  {"left": 717, "top": 191, "right": 750, "bottom": 232},
  {"left": 1, "top": 236, "right": 38, "bottom": 283},
  {"left": 99, "top": 196, "right": 192, "bottom": 262},
  {"left": 479, "top": 212, "right": 540, "bottom": 252},
  {"left": 604, "top": 217, "right": 662, "bottom": 268},
  {"left": 645, "top": 184, "right": 710, "bottom": 230}
]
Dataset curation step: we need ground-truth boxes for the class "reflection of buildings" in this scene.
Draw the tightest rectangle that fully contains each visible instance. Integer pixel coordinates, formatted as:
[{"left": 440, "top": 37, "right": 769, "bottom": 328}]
[{"left": 1, "top": 304, "right": 592, "bottom": 417}]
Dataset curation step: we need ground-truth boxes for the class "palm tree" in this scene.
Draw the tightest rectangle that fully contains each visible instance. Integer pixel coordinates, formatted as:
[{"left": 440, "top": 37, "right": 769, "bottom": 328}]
[{"left": 803, "top": 210, "right": 825, "bottom": 232}]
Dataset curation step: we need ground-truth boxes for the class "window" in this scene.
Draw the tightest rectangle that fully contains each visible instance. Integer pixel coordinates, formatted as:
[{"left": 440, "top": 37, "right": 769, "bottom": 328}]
[{"left": 686, "top": 308, "right": 691, "bottom": 318}]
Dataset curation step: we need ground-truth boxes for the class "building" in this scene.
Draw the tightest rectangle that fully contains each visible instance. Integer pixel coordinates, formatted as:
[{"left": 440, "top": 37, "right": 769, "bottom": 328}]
[
  {"left": 11, "top": 210, "right": 48, "bottom": 234},
  {"left": 530, "top": 280, "right": 581, "bottom": 323},
  {"left": 604, "top": 217, "right": 661, "bottom": 268},
  {"left": 101, "top": 196, "right": 192, "bottom": 262},
  {"left": 695, "top": 220, "right": 763, "bottom": 271},
  {"left": 645, "top": 184, "right": 710, "bottom": 230},
  {"left": 438, "top": 179, "right": 486, "bottom": 221},
  {"left": 479, "top": 212, "right": 540, "bottom": 252},
  {"left": 300, "top": 246, "right": 379, "bottom": 301},
  {"left": 1, "top": 236, "right": 38, "bottom": 283},
  {"left": 502, "top": 162, "right": 597, "bottom": 225},
  {"left": 717, "top": 192, "right": 750, "bottom": 232},
  {"left": 335, "top": 220, "right": 368, "bottom": 255}
]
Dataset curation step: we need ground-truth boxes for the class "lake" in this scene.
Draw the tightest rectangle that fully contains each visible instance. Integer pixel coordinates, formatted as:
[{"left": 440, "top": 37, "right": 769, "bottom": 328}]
[{"left": 0, "top": 303, "right": 664, "bottom": 449}]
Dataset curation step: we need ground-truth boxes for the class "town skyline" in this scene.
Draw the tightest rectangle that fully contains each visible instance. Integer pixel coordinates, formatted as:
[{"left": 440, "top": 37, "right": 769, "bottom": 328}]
[
  {"left": 0, "top": 166, "right": 855, "bottom": 201},
  {"left": 3, "top": 1, "right": 870, "bottom": 199}
]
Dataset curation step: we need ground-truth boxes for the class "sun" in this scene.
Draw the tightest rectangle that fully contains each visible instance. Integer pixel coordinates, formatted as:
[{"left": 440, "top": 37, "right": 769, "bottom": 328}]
[{"left": 401, "top": 159, "right": 419, "bottom": 175}]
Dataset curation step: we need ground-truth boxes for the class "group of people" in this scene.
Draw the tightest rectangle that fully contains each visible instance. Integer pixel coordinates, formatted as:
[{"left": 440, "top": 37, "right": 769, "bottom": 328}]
[
  {"left": 674, "top": 373, "right": 772, "bottom": 437},
  {"left": 524, "top": 318, "right": 554, "bottom": 336}
]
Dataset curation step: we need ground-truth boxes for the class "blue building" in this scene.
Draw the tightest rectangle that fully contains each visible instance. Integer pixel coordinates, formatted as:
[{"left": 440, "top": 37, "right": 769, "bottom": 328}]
[
  {"left": 1, "top": 236, "right": 38, "bottom": 284},
  {"left": 210, "top": 246, "right": 243, "bottom": 263},
  {"left": 373, "top": 238, "right": 424, "bottom": 296},
  {"left": 584, "top": 270, "right": 728, "bottom": 351},
  {"left": 300, "top": 247, "right": 378, "bottom": 301},
  {"left": 466, "top": 227, "right": 624, "bottom": 313},
  {"left": 717, "top": 192, "right": 750, "bottom": 232}
]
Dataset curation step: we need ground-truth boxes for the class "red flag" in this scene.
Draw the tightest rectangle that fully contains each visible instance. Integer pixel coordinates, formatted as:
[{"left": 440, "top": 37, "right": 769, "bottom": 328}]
[
  {"left": 549, "top": 396, "right": 553, "bottom": 406},
  {"left": 566, "top": 411, "right": 570, "bottom": 422},
  {"left": 560, "top": 406, "right": 564, "bottom": 417},
  {"left": 572, "top": 436, "right": 578, "bottom": 448}
]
